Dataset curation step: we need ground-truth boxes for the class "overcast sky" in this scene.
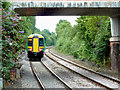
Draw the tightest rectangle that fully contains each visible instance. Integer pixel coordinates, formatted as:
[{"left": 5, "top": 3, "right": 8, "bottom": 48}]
[{"left": 35, "top": 16, "right": 79, "bottom": 32}]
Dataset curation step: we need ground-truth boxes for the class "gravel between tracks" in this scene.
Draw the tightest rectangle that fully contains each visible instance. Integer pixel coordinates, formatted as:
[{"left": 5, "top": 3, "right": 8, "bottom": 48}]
[
  {"left": 46, "top": 51, "right": 119, "bottom": 89},
  {"left": 43, "top": 55, "right": 102, "bottom": 88}
]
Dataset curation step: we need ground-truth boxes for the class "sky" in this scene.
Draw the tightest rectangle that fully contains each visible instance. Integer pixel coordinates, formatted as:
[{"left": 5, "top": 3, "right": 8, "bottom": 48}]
[{"left": 35, "top": 16, "right": 80, "bottom": 32}]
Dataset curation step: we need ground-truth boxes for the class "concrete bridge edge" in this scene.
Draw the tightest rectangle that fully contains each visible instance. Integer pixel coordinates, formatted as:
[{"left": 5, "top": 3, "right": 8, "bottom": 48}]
[{"left": 110, "top": 16, "right": 120, "bottom": 75}]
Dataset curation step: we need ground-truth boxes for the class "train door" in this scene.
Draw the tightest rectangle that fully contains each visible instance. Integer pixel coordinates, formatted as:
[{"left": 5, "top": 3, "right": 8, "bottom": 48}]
[{"left": 33, "top": 38, "right": 39, "bottom": 52}]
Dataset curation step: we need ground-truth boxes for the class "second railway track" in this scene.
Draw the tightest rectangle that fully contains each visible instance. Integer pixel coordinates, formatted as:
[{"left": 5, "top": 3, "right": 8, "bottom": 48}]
[
  {"left": 49, "top": 49, "right": 120, "bottom": 83},
  {"left": 45, "top": 49, "right": 119, "bottom": 90}
]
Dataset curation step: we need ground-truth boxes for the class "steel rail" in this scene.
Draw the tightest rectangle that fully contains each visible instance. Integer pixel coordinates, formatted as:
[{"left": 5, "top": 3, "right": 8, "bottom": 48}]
[
  {"left": 45, "top": 51, "right": 115, "bottom": 90},
  {"left": 41, "top": 59, "right": 72, "bottom": 90},
  {"left": 49, "top": 49, "right": 120, "bottom": 84},
  {"left": 29, "top": 61, "right": 45, "bottom": 90}
]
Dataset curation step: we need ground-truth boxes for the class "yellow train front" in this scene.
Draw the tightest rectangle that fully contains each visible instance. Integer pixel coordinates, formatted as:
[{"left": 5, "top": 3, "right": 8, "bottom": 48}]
[{"left": 27, "top": 34, "right": 45, "bottom": 60}]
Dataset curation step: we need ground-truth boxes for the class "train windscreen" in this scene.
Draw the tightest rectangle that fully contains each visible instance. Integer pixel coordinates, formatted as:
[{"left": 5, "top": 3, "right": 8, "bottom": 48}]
[
  {"left": 39, "top": 38, "right": 43, "bottom": 46},
  {"left": 28, "top": 38, "right": 32, "bottom": 46}
]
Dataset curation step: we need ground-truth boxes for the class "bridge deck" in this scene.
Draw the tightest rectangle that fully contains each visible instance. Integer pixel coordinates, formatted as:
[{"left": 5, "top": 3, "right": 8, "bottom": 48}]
[{"left": 11, "top": 1, "right": 120, "bottom": 16}]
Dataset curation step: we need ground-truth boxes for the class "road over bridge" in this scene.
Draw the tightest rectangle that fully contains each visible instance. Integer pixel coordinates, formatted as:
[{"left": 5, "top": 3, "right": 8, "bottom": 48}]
[{"left": 10, "top": 0, "right": 120, "bottom": 74}]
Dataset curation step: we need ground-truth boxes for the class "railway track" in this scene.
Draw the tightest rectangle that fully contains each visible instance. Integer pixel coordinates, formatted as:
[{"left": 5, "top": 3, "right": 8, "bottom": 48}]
[
  {"left": 29, "top": 61, "right": 71, "bottom": 89},
  {"left": 41, "top": 60, "right": 72, "bottom": 89},
  {"left": 29, "top": 61, "right": 45, "bottom": 89},
  {"left": 45, "top": 49, "right": 120, "bottom": 90}
]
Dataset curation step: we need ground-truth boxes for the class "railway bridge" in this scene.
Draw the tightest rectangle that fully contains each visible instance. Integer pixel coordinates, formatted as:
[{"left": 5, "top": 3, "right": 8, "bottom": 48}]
[{"left": 10, "top": 0, "right": 120, "bottom": 73}]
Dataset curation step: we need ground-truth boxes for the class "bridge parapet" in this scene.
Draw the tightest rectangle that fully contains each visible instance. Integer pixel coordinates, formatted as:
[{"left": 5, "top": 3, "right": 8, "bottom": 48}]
[{"left": 11, "top": 1, "right": 120, "bottom": 9}]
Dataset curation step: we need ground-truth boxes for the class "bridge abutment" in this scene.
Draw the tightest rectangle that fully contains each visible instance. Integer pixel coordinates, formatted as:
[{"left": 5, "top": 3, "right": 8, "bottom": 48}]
[{"left": 110, "top": 16, "right": 120, "bottom": 74}]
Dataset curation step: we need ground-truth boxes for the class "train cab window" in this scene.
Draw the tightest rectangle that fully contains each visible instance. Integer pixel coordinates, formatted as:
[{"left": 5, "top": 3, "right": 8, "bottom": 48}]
[
  {"left": 28, "top": 39, "right": 32, "bottom": 46},
  {"left": 39, "top": 38, "right": 43, "bottom": 46}
]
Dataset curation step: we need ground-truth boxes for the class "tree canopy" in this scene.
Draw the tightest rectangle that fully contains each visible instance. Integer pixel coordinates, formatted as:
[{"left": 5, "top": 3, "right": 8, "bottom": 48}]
[{"left": 55, "top": 16, "right": 111, "bottom": 67}]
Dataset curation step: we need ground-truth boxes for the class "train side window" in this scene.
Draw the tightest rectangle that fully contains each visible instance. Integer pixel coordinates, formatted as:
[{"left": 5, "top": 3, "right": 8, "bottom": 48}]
[
  {"left": 39, "top": 38, "right": 43, "bottom": 46},
  {"left": 28, "top": 39, "right": 32, "bottom": 46}
]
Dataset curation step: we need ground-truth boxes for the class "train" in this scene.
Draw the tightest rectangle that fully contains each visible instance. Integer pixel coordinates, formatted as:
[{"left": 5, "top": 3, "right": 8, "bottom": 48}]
[{"left": 27, "top": 34, "right": 45, "bottom": 60}]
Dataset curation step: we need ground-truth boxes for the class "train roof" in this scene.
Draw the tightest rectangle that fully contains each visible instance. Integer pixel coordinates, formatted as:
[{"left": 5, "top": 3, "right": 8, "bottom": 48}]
[{"left": 28, "top": 34, "right": 44, "bottom": 38}]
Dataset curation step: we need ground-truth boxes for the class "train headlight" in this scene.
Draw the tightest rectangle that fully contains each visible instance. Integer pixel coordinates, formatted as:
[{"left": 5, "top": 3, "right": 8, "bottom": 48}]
[
  {"left": 39, "top": 48, "right": 43, "bottom": 52},
  {"left": 28, "top": 48, "right": 32, "bottom": 52}
]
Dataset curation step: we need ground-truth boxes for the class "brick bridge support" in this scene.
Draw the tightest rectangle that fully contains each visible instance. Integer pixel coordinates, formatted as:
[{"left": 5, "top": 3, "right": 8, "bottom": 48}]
[{"left": 110, "top": 16, "right": 120, "bottom": 74}]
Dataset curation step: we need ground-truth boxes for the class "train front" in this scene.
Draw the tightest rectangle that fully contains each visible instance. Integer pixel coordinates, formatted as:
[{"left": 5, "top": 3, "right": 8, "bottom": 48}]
[{"left": 27, "top": 34, "right": 45, "bottom": 60}]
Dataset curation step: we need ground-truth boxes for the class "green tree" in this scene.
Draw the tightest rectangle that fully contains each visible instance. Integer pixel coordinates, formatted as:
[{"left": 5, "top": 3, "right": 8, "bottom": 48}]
[
  {"left": 41, "top": 29, "right": 56, "bottom": 46},
  {"left": 55, "top": 19, "right": 72, "bottom": 53},
  {"left": 55, "top": 16, "right": 111, "bottom": 66}
]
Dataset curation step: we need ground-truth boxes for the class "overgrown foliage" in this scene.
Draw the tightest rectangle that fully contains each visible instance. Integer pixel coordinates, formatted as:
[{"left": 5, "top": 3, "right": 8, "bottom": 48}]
[
  {"left": 1, "top": 2, "right": 32, "bottom": 81},
  {"left": 1, "top": 2, "right": 40, "bottom": 81},
  {"left": 1, "top": 2, "right": 56, "bottom": 82},
  {"left": 55, "top": 16, "right": 111, "bottom": 67}
]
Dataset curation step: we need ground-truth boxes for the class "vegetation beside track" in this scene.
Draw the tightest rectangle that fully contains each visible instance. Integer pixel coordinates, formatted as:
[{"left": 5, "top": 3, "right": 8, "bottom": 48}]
[
  {"left": 1, "top": 2, "right": 34, "bottom": 83},
  {"left": 1, "top": 2, "right": 55, "bottom": 83},
  {"left": 55, "top": 16, "right": 111, "bottom": 68}
]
